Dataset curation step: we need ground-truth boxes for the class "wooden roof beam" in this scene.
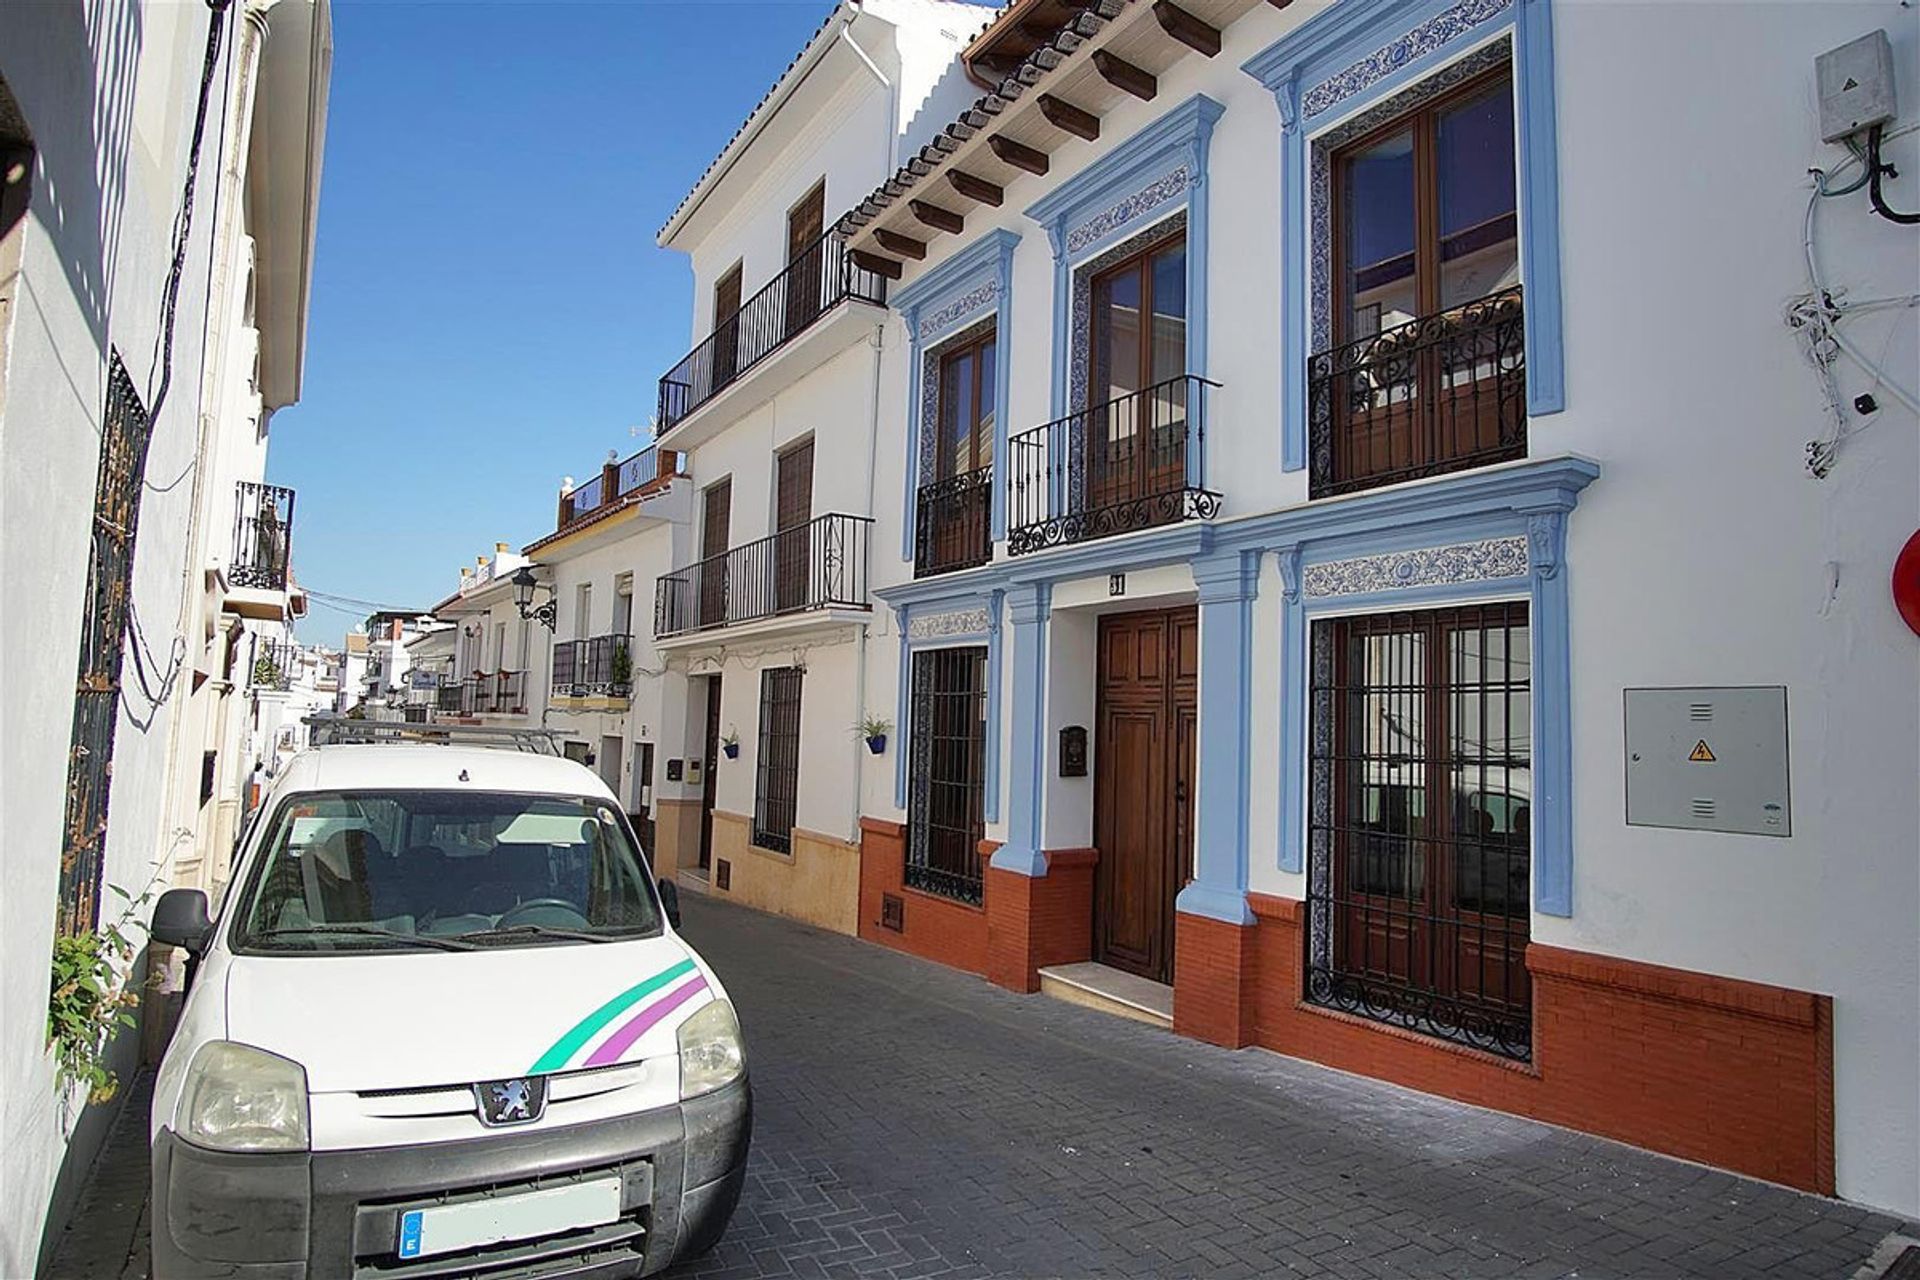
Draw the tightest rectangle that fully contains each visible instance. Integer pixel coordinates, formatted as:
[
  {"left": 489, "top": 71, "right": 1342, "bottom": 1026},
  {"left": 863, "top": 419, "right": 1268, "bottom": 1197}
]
[
  {"left": 1037, "top": 93, "right": 1100, "bottom": 141},
  {"left": 874, "top": 229, "right": 926, "bottom": 260},
  {"left": 1092, "top": 50, "right": 1157, "bottom": 101},
  {"left": 988, "top": 134, "right": 1050, "bottom": 176},
  {"left": 946, "top": 169, "right": 1005, "bottom": 208},
  {"left": 909, "top": 199, "right": 965, "bottom": 235},
  {"left": 1152, "top": 2, "right": 1221, "bottom": 57},
  {"left": 849, "top": 249, "right": 903, "bottom": 281}
]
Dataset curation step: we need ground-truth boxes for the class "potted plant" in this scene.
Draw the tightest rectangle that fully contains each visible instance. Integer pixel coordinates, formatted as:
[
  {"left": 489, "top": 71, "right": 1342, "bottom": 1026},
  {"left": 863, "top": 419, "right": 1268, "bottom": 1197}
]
[
  {"left": 855, "top": 716, "right": 892, "bottom": 755},
  {"left": 609, "top": 641, "right": 633, "bottom": 697},
  {"left": 721, "top": 727, "right": 740, "bottom": 759}
]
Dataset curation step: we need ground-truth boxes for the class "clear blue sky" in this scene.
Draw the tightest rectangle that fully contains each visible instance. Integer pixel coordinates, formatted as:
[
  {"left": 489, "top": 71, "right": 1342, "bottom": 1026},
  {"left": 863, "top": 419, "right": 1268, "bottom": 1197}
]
[{"left": 275, "top": 1, "right": 848, "bottom": 642}]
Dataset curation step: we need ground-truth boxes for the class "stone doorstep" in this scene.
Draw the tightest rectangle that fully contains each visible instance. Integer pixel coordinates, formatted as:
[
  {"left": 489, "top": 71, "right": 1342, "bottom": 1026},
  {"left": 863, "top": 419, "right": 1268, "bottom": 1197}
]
[
  {"left": 1038, "top": 962, "right": 1174, "bottom": 1029},
  {"left": 678, "top": 867, "right": 713, "bottom": 896}
]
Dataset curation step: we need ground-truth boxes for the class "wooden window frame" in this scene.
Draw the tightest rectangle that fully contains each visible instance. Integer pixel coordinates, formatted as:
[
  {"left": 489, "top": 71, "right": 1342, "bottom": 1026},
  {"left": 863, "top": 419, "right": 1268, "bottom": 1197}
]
[
  {"left": 1086, "top": 225, "right": 1188, "bottom": 408},
  {"left": 936, "top": 329, "right": 996, "bottom": 481}
]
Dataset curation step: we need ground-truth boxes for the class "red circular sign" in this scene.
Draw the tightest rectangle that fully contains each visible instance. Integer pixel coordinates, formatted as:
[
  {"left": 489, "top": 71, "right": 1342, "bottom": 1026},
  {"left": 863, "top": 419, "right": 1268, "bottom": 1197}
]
[{"left": 1895, "top": 529, "right": 1920, "bottom": 638}]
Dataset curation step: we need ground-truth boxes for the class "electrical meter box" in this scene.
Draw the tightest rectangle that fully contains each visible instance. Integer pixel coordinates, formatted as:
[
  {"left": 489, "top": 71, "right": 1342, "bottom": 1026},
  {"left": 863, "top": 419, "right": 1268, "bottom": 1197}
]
[
  {"left": 1624, "top": 687, "right": 1790, "bottom": 837},
  {"left": 1816, "top": 29, "right": 1896, "bottom": 143}
]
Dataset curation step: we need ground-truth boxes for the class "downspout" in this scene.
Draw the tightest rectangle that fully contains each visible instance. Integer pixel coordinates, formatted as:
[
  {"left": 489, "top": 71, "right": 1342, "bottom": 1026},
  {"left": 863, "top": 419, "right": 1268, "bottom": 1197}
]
[
  {"left": 839, "top": 10, "right": 898, "bottom": 175},
  {"left": 851, "top": 323, "right": 885, "bottom": 843}
]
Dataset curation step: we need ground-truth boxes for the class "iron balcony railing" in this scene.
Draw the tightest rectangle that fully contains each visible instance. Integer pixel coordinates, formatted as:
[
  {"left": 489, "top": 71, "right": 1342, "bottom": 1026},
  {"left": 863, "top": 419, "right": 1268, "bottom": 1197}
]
[
  {"left": 1007, "top": 374, "right": 1220, "bottom": 556},
  {"left": 656, "top": 232, "right": 888, "bottom": 433},
  {"left": 232, "top": 481, "right": 295, "bottom": 589},
  {"left": 551, "top": 635, "right": 632, "bottom": 696},
  {"left": 494, "top": 669, "right": 526, "bottom": 713},
  {"left": 436, "top": 681, "right": 464, "bottom": 713},
  {"left": 251, "top": 638, "right": 298, "bottom": 691},
  {"left": 915, "top": 468, "right": 993, "bottom": 579},
  {"left": 1307, "top": 286, "right": 1526, "bottom": 498},
  {"left": 655, "top": 512, "right": 873, "bottom": 638},
  {"left": 555, "top": 444, "right": 682, "bottom": 530}
]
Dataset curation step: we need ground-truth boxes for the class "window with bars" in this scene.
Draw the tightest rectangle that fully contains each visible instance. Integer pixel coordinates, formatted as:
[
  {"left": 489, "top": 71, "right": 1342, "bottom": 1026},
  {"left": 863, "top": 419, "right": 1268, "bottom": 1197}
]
[
  {"left": 753, "top": 667, "right": 803, "bottom": 853},
  {"left": 1306, "top": 601, "right": 1533, "bottom": 1060},
  {"left": 906, "top": 647, "right": 987, "bottom": 905},
  {"left": 58, "top": 354, "right": 153, "bottom": 935}
]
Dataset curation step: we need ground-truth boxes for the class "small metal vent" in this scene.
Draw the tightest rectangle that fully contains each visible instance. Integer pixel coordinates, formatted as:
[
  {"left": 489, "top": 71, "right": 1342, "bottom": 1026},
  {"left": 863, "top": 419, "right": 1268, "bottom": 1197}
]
[
  {"left": 715, "top": 858, "right": 731, "bottom": 891},
  {"left": 1689, "top": 702, "right": 1714, "bottom": 721},
  {"left": 881, "top": 893, "right": 904, "bottom": 932},
  {"left": 1691, "top": 798, "right": 1717, "bottom": 820}
]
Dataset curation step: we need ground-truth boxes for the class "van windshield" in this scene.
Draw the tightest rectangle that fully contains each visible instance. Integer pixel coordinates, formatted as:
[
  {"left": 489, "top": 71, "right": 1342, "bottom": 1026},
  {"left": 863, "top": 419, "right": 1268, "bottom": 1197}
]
[{"left": 230, "top": 790, "right": 662, "bottom": 953}]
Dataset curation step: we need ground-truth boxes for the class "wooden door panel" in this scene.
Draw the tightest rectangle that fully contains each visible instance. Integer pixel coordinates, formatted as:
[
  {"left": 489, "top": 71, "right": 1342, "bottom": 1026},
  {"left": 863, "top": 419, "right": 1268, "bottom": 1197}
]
[
  {"left": 701, "top": 481, "right": 731, "bottom": 628},
  {"left": 776, "top": 442, "right": 813, "bottom": 612},
  {"left": 1095, "top": 708, "right": 1162, "bottom": 974}
]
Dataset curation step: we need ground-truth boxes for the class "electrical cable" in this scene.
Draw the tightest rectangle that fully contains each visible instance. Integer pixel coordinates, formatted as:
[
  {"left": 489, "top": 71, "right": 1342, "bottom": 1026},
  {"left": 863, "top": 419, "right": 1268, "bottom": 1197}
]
[{"left": 1867, "top": 122, "right": 1920, "bottom": 225}]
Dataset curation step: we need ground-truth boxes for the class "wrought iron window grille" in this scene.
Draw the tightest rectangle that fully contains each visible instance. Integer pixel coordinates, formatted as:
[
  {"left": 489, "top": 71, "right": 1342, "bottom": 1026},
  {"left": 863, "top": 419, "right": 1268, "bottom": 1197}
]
[
  {"left": 753, "top": 667, "right": 804, "bottom": 854},
  {"left": 905, "top": 647, "right": 988, "bottom": 905}
]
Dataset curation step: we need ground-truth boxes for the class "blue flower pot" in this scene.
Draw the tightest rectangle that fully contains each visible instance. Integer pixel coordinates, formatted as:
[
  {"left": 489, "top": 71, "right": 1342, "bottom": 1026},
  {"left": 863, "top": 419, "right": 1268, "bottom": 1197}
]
[
  {"left": 722, "top": 742, "right": 739, "bottom": 759},
  {"left": 866, "top": 734, "right": 887, "bottom": 756}
]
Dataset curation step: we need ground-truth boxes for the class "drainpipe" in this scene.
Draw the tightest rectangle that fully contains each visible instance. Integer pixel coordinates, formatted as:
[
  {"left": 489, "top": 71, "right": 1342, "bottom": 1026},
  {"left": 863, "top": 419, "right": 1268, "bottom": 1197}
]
[
  {"left": 839, "top": 8, "right": 898, "bottom": 175},
  {"left": 850, "top": 323, "right": 885, "bottom": 843}
]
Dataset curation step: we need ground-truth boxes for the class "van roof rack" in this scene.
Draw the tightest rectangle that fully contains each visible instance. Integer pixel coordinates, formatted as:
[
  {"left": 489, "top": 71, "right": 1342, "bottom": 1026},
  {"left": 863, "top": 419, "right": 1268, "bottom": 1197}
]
[{"left": 304, "top": 714, "right": 562, "bottom": 755}]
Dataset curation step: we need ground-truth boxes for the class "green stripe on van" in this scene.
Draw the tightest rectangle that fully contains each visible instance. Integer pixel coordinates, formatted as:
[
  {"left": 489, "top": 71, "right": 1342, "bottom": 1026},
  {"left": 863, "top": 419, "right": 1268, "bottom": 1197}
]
[{"left": 529, "top": 958, "right": 697, "bottom": 1074}]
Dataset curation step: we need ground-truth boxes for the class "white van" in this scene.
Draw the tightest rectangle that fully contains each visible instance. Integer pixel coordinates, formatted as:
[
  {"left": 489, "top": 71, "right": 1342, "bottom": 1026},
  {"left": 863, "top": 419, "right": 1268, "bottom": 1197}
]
[{"left": 147, "top": 726, "right": 749, "bottom": 1278}]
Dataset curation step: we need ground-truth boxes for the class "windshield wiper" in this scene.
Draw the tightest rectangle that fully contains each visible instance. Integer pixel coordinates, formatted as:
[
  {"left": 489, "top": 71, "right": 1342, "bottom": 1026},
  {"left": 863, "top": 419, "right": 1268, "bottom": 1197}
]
[
  {"left": 460, "top": 923, "right": 643, "bottom": 946},
  {"left": 255, "top": 925, "right": 478, "bottom": 952}
]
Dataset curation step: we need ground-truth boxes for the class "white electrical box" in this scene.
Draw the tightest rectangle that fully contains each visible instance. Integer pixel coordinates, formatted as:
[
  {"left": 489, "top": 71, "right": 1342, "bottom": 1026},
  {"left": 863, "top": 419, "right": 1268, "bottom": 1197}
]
[
  {"left": 1624, "top": 687, "right": 1791, "bottom": 837},
  {"left": 1816, "top": 29, "right": 1897, "bottom": 143}
]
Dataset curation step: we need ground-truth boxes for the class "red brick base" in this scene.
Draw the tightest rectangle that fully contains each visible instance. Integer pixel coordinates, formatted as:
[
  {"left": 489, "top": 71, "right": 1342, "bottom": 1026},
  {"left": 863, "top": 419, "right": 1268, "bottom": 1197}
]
[
  {"left": 985, "top": 849, "right": 1097, "bottom": 993},
  {"left": 1173, "top": 910, "right": 1256, "bottom": 1047},
  {"left": 855, "top": 818, "right": 987, "bottom": 974},
  {"left": 1245, "top": 893, "right": 1835, "bottom": 1195}
]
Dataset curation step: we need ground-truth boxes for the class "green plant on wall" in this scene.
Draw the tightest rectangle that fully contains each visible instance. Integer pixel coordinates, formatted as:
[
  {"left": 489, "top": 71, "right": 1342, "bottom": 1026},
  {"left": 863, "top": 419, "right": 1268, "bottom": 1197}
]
[
  {"left": 610, "top": 641, "right": 633, "bottom": 687},
  {"left": 252, "top": 654, "right": 283, "bottom": 687},
  {"left": 48, "top": 884, "right": 155, "bottom": 1104}
]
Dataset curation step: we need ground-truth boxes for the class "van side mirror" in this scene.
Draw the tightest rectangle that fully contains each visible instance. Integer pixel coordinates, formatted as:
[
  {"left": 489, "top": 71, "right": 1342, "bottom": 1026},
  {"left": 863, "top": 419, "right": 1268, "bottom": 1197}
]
[
  {"left": 151, "top": 888, "right": 212, "bottom": 955},
  {"left": 656, "top": 878, "right": 681, "bottom": 930}
]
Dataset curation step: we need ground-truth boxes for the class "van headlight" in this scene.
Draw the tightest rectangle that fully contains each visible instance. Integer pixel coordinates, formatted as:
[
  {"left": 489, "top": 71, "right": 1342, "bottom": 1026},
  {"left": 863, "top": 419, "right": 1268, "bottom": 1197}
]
[
  {"left": 676, "top": 999, "right": 744, "bottom": 1100},
  {"left": 180, "top": 1041, "right": 310, "bottom": 1152}
]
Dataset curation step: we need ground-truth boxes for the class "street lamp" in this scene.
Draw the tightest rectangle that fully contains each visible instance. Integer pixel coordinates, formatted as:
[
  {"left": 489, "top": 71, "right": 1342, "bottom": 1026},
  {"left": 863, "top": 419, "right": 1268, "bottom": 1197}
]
[{"left": 511, "top": 565, "right": 557, "bottom": 632}]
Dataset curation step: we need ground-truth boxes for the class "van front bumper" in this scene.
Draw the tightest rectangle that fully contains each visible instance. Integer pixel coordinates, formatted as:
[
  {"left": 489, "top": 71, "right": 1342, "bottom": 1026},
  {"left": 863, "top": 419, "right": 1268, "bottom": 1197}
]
[{"left": 150, "top": 1076, "right": 750, "bottom": 1279}]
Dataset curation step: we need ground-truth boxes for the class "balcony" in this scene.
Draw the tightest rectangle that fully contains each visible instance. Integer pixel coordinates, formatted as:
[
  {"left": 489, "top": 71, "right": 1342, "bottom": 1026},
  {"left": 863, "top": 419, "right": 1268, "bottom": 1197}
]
[
  {"left": 551, "top": 635, "right": 632, "bottom": 699},
  {"left": 915, "top": 468, "right": 993, "bottom": 578},
  {"left": 554, "top": 444, "right": 682, "bottom": 532},
  {"left": 1007, "top": 375, "right": 1220, "bottom": 556},
  {"left": 228, "top": 481, "right": 296, "bottom": 617},
  {"left": 436, "top": 680, "right": 470, "bottom": 715},
  {"left": 1307, "top": 286, "right": 1526, "bottom": 498},
  {"left": 655, "top": 232, "right": 888, "bottom": 438},
  {"left": 655, "top": 512, "right": 872, "bottom": 640},
  {"left": 251, "top": 639, "right": 297, "bottom": 691}
]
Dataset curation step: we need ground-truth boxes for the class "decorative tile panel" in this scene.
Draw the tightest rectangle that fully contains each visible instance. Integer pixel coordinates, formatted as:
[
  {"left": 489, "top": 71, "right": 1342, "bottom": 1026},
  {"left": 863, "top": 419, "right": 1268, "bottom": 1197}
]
[
  {"left": 1302, "top": 536, "right": 1528, "bottom": 599},
  {"left": 908, "top": 607, "right": 992, "bottom": 641},
  {"left": 919, "top": 279, "right": 999, "bottom": 343},
  {"left": 1065, "top": 167, "right": 1189, "bottom": 256},
  {"left": 1301, "top": 0, "right": 1514, "bottom": 121}
]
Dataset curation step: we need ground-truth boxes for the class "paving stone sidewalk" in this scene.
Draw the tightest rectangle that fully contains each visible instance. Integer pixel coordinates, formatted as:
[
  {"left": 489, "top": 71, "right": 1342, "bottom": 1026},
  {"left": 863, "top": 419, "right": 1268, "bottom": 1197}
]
[{"left": 45, "top": 894, "right": 1919, "bottom": 1278}]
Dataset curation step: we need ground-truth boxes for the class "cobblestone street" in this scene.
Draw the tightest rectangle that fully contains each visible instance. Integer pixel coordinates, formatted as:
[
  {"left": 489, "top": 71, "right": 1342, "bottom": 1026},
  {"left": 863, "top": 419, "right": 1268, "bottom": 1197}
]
[{"left": 47, "top": 894, "right": 1918, "bottom": 1279}]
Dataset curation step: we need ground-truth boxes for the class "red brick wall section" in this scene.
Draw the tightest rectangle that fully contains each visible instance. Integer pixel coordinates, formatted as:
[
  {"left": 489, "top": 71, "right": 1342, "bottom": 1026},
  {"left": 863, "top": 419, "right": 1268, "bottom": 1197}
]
[
  {"left": 1173, "top": 910, "right": 1256, "bottom": 1048},
  {"left": 986, "top": 848, "right": 1096, "bottom": 993},
  {"left": 1244, "top": 893, "right": 1835, "bottom": 1196},
  {"left": 856, "top": 818, "right": 988, "bottom": 975}
]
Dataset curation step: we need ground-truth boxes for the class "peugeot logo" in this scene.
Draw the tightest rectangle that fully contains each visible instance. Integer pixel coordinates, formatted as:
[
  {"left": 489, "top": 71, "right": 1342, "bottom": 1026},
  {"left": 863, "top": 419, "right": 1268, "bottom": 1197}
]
[{"left": 474, "top": 1076, "right": 547, "bottom": 1127}]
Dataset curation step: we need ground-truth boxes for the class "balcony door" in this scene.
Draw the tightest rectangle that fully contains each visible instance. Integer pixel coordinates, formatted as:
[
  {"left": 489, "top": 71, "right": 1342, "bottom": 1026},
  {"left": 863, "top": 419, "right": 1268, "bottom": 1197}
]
[
  {"left": 1330, "top": 70, "right": 1520, "bottom": 489},
  {"left": 923, "top": 332, "right": 995, "bottom": 573},
  {"left": 774, "top": 438, "right": 813, "bottom": 613},
  {"left": 712, "top": 262, "right": 742, "bottom": 391},
  {"left": 784, "top": 181, "right": 825, "bottom": 340},
  {"left": 700, "top": 479, "right": 730, "bottom": 629},
  {"left": 1087, "top": 233, "right": 1187, "bottom": 515}
]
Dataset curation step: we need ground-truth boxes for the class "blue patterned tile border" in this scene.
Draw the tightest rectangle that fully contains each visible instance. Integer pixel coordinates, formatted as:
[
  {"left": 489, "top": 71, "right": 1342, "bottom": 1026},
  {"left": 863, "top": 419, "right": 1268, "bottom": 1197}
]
[
  {"left": 907, "top": 607, "right": 992, "bottom": 642},
  {"left": 918, "top": 278, "right": 999, "bottom": 343},
  {"left": 1065, "top": 167, "right": 1189, "bottom": 257},
  {"left": 1302, "top": 536, "right": 1528, "bottom": 598},
  {"left": 1301, "top": 0, "right": 1513, "bottom": 121}
]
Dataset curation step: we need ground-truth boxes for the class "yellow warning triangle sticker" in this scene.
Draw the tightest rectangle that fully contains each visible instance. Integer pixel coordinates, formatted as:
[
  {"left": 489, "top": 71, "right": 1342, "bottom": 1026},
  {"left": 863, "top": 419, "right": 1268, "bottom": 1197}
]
[{"left": 1688, "top": 740, "right": 1716, "bottom": 763}]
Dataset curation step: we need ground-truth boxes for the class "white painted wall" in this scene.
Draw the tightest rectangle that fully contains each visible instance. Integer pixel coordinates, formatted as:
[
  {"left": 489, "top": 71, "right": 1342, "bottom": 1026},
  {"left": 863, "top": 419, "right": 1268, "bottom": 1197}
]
[{"left": 858, "top": 0, "right": 1920, "bottom": 1216}]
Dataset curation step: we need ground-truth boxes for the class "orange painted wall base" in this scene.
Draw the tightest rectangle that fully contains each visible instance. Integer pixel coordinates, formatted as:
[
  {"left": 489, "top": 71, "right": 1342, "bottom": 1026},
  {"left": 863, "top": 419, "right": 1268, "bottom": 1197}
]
[
  {"left": 1245, "top": 893, "right": 1835, "bottom": 1196},
  {"left": 986, "top": 849, "right": 1097, "bottom": 993},
  {"left": 856, "top": 818, "right": 989, "bottom": 974}
]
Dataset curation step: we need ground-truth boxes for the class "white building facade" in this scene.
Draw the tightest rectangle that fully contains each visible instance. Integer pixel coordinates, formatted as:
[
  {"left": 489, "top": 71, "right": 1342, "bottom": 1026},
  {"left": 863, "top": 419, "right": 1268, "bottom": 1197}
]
[
  {"left": 833, "top": 0, "right": 1919, "bottom": 1219},
  {"left": 0, "top": 0, "right": 331, "bottom": 1270}
]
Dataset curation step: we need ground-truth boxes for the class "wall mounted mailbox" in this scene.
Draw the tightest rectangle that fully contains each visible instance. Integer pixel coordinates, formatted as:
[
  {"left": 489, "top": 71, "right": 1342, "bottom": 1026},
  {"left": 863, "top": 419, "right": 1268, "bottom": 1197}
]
[
  {"left": 1059, "top": 725, "right": 1088, "bottom": 777},
  {"left": 665, "top": 758, "right": 683, "bottom": 782}
]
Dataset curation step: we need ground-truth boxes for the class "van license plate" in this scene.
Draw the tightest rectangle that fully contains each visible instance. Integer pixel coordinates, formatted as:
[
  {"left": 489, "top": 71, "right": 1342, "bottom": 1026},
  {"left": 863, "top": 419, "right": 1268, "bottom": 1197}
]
[{"left": 397, "top": 1178, "right": 622, "bottom": 1259}]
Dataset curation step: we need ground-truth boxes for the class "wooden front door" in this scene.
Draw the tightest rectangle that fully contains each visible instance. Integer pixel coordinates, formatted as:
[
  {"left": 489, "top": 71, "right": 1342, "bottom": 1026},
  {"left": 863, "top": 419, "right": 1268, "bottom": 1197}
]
[
  {"left": 1093, "top": 607, "right": 1198, "bottom": 983},
  {"left": 699, "top": 479, "right": 731, "bottom": 629},
  {"left": 774, "top": 439, "right": 813, "bottom": 613},
  {"left": 712, "top": 263, "right": 743, "bottom": 390},
  {"left": 698, "top": 675, "right": 722, "bottom": 871},
  {"left": 1087, "top": 232, "right": 1188, "bottom": 516},
  {"left": 785, "top": 181, "right": 826, "bottom": 338}
]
